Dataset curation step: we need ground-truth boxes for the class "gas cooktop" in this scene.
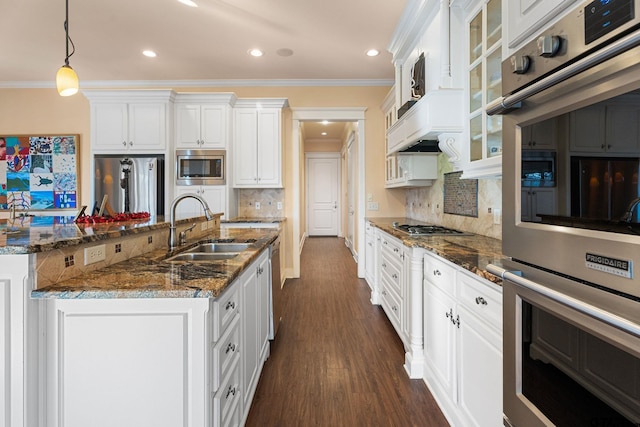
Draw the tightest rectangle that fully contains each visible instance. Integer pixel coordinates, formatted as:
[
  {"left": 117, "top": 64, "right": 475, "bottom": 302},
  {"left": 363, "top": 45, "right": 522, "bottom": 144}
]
[{"left": 393, "top": 224, "right": 471, "bottom": 236}]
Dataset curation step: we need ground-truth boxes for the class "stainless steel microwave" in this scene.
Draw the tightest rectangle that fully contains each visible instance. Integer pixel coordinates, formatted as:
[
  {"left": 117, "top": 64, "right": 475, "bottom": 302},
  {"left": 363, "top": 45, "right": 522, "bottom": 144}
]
[{"left": 176, "top": 149, "right": 225, "bottom": 186}]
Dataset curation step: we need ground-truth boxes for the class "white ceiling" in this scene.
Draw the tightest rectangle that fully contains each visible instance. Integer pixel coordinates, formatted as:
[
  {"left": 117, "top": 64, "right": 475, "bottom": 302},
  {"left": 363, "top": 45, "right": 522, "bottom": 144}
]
[{"left": 0, "top": 0, "right": 407, "bottom": 85}]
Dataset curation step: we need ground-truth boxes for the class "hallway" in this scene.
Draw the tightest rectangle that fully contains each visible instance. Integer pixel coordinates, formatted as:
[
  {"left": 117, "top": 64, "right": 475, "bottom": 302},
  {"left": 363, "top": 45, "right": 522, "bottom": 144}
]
[{"left": 245, "top": 237, "right": 449, "bottom": 426}]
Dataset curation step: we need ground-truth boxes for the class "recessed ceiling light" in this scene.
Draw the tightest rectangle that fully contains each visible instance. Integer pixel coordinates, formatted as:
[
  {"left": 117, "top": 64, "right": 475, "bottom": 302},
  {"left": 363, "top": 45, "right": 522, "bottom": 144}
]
[
  {"left": 248, "top": 49, "right": 264, "bottom": 57},
  {"left": 178, "top": 0, "right": 198, "bottom": 7},
  {"left": 276, "top": 48, "right": 294, "bottom": 57},
  {"left": 142, "top": 50, "right": 157, "bottom": 58},
  {"left": 321, "top": 132, "right": 328, "bottom": 136},
  {"left": 366, "top": 49, "right": 380, "bottom": 57},
  {"left": 322, "top": 120, "right": 330, "bottom": 125}
]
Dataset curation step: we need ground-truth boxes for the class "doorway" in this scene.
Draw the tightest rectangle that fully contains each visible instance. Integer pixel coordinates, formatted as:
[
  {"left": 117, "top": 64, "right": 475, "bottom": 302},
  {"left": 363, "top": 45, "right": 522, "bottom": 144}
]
[
  {"left": 306, "top": 153, "right": 341, "bottom": 236},
  {"left": 291, "top": 108, "right": 367, "bottom": 279}
]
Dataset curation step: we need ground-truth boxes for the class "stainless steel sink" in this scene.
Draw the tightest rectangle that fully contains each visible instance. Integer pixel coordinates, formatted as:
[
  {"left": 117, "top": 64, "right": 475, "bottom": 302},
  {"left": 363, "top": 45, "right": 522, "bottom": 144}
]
[
  {"left": 186, "top": 242, "right": 250, "bottom": 253},
  {"left": 165, "top": 252, "right": 239, "bottom": 262}
]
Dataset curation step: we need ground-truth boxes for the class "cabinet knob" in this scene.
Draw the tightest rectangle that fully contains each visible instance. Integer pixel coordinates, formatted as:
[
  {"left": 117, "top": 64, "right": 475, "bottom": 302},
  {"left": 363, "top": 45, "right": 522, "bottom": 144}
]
[
  {"left": 475, "top": 296, "right": 488, "bottom": 306},
  {"left": 445, "top": 308, "right": 453, "bottom": 319},
  {"left": 382, "top": 290, "right": 387, "bottom": 296},
  {"left": 129, "top": 141, "right": 133, "bottom": 146},
  {"left": 393, "top": 247, "right": 399, "bottom": 253},
  {"left": 225, "top": 301, "right": 236, "bottom": 310},
  {"left": 122, "top": 141, "right": 127, "bottom": 146},
  {"left": 225, "top": 385, "right": 237, "bottom": 399},
  {"left": 433, "top": 269, "right": 441, "bottom": 276},
  {"left": 225, "top": 342, "right": 237, "bottom": 354},
  {"left": 392, "top": 273, "right": 398, "bottom": 279},
  {"left": 382, "top": 262, "right": 387, "bottom": 268}
]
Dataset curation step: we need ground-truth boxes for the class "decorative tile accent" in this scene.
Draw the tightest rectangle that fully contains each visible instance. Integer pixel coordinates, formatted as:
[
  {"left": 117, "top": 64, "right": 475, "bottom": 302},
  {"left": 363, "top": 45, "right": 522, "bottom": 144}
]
[
  {"left": 444, "top": 171, "right": 478, "bottom": 217},
  {"left": 148, "top": 236, "right": 153, "bottom": 244},
  {"left": 115, "top": 243, "right": 122, "bottom": 254},
  {"left": 238, "top": 189, "right": 284, "bottom": 217}
]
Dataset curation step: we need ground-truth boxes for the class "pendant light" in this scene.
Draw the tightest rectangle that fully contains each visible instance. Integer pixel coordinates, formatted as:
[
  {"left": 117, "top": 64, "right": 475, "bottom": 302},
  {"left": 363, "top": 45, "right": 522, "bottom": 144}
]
[{"left": 56, "top": 0, "right": 78, "bottom": 96}]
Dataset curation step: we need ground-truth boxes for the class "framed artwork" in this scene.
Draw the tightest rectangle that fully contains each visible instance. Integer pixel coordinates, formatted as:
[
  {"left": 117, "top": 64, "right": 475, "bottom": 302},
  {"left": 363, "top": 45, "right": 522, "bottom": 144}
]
[{"left": 0, "top": 135, "right": 79, "bottom": 211}]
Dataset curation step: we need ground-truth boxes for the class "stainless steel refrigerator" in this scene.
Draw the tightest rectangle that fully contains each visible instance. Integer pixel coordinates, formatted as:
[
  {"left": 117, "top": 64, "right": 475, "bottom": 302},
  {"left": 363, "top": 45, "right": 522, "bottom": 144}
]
[{"left": 94, "top": 155, "right": 165, "bottom": 217}]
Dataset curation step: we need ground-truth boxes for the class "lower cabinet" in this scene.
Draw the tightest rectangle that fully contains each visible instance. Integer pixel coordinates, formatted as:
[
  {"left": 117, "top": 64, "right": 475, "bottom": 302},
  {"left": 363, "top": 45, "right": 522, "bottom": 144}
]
[
  {"left": 1, "top": 254, "right": 38, "bottom": 427},
  {"left": 41, "top": 249, "right": 271, "bottom": 427},
  {"left": 423, "top": 252, "right": 503, "bottom": 427}
]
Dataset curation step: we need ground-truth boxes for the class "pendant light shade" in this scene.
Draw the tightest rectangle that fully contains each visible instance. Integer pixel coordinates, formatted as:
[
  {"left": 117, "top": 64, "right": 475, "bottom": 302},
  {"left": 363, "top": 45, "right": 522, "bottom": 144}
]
[
  {"left": 56, "top": 65, "right": 78, "bottom": 96},
  {"left": 57, "top": 0, "right": 78, "bottom": 97}
]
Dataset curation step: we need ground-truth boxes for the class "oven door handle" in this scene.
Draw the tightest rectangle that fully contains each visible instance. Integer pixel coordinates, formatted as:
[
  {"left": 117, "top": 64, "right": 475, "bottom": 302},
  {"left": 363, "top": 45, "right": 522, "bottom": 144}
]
[
  {"left": 487, "top": 27, "right": 640, "bottom": 116},
  {"left": 487, "top": 264, "right": 640, "bottom": 338}
]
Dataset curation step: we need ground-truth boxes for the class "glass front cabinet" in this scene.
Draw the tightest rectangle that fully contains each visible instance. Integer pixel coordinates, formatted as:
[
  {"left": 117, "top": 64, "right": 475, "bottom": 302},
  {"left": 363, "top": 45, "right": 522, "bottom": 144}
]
[{"left": 465, "top": 0, "right": 502, "bottom": 178}]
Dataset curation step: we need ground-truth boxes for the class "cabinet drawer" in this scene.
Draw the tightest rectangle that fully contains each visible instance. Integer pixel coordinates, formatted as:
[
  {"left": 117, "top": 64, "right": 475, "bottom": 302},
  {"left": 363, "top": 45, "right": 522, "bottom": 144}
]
[
  {"left": 424, "top": 254, "right": 456, "bottom": 294},
  {"left": 212, "top": 314, "right": 240, "bottom": 393},
  {"left": 213, "top": 358, "right": 241, "bottom": 427},
  {"left": 381, "top": 284, "right": 402, "bottom": 332},
  {"left": 380, "top": 253, "right": 402, "bottom": 296},
  {"left": 380, "top": 234, "right": 404, "bottom": 261},
  {"left": 212, "top": 285, "right": 240, "bottom": 343},
  {"left": 457, "top": 272, "right": 502, "bottom": 329}
]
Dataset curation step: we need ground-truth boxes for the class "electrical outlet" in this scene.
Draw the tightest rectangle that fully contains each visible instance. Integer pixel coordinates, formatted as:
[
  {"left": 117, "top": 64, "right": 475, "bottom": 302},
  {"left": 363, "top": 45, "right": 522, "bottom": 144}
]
[
  {"left": 255, "top": 201, "right": 261, "bottom": 210},
  {"left": 201, "top": 222, "right": 208, "bottom": 231},
  {"left": 367, "top": 201, "right": 379, "bottom": 211},
  {"left": 84, "top": 244, "right": 106, "bottom": 265},
  {"left": 493, "top": 208, "right": 502, "bottom": 225},
  {"left": 277, "top": 202, "right": 282, "bottom": 210}
]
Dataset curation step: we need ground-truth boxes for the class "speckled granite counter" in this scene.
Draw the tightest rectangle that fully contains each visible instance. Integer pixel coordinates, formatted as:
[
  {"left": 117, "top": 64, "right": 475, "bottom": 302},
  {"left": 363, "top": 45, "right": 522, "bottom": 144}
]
[
  {"left": 31, "top": 227, "right": 278, "bottom": 299},
  {"left": 223, "top": 216, "right": 286, "bottom": 224},
  {"left": 367, "top": 217, "right": 506, "bottom": 284},
  {"left": 0, "top": 215, "right": 170, "bottom": 255}
]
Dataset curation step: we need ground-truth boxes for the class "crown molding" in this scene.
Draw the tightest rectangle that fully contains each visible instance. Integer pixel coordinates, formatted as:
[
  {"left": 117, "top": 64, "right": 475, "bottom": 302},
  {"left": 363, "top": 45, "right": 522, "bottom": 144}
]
[
  {"left": 0, "top": 78, "right": 394, "bottom": 90},
  {"left": 387, "top": 0, "right": 441, "bottom": 65}
]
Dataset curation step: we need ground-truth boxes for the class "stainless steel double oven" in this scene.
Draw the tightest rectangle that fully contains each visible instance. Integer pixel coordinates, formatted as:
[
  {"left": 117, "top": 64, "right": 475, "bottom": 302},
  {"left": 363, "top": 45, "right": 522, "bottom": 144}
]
[{"left": 488, "top": 1, "right": 640, "bottom": 425}]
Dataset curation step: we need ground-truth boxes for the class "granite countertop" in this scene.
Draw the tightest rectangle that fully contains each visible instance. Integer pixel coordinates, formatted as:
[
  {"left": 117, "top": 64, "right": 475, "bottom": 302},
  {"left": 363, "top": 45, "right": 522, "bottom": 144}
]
[
  {"left": 366, "top": 217, "right": 506, "bottom": 285},
  {"left": 223, "top": 217, "right": 286, "bottom": 224},
  {"left": 31, "top": 227, "right": 278, "bottom": 300},
  {"left": 0, "top": 215, "right": 193, "bottom": 255}
]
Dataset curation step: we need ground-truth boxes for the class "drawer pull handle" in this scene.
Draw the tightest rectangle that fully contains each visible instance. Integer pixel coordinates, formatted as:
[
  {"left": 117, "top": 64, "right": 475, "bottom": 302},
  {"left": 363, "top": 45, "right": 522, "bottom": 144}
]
[
  {"left": 226, "top": 343, "right": 237, "bottom": 354},
  {"left": 433, "top": 269, "right": 441, "bottom": 276},
  {"left": 225, "top": 385, "right": 237, "bottom": 399},
  {"left": 225, "top": 301, "right": 236, "bottom": 310},
  {"left": 475, "top": 297, "right": 488, "bottom": 306},
  {"left": 445, "top": 308, "right": 453, "bottom": 319}
]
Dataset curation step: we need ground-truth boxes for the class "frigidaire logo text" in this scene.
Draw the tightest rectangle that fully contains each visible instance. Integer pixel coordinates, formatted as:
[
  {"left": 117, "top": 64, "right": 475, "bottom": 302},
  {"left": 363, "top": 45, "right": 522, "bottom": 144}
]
[{"left": 585, "top": 253, "right": 630, "bottom": 271}]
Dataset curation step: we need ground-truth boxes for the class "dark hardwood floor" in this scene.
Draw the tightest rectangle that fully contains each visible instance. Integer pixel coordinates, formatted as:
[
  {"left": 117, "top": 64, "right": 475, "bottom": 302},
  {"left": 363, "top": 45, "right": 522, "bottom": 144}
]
[{"left": 245, "top": 237, "right": 449, "bottom": 426}]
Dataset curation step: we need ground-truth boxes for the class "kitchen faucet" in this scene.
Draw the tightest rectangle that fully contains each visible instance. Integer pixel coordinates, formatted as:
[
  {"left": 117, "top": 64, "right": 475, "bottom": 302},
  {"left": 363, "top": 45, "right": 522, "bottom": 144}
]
[
  {"left": 168, "top": 193, "right": 214, "bottom": 250},
  {"left": 620, "top": 197, "right": 640, "bottom": 223}
]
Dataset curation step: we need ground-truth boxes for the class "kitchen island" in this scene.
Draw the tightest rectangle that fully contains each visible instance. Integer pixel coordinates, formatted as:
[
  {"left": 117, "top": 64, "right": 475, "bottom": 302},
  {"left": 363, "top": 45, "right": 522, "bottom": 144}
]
[{"left": 1, "top": 214, "right": 278, "bottom": 427}]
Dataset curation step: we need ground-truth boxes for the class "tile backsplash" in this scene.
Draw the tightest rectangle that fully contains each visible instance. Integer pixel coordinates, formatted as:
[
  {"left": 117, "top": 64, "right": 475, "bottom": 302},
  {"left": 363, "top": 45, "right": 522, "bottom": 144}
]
[
  {"left": 238, "top": 189, "right": 284, "bottom": 217},
  {"left": 405, "top": 155, "right": 502, "bottom": 240}
]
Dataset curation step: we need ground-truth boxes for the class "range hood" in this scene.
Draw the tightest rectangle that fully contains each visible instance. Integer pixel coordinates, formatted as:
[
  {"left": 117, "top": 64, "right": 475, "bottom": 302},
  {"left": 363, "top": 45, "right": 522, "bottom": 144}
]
[{"left": 400, "top": 139, "right": 441, "bottom": 153}]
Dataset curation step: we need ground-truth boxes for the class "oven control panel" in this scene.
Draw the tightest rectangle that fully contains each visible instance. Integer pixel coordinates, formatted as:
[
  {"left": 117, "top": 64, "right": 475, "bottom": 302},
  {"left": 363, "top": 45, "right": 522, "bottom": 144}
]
[{"left": 502, "top": 0, "right": 640, "bottom": 96}]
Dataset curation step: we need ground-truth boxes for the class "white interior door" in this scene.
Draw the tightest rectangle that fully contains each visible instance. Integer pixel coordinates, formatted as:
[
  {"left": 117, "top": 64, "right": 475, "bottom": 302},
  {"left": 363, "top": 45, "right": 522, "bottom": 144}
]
[
  {"left": 307, "top": 155, "right": 340, "bottom": 236},
  {"left": 346, "top": 134, "right": 355, "bottom": 253}
]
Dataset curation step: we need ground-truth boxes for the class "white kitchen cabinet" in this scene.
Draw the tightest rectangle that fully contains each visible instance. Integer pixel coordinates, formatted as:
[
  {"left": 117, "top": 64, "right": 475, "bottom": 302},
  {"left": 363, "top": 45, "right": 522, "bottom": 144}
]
[
  {"left": 175, "top": 93, "right": 235, "bottom": 149},
  {"left": 423, "top": 252, "right": 503, "bottom": 427},
  {"left": 240, "top": 249, "right": 270, "bottom": 424},
  {"left": 1, "top": 254, "right": 38, "bottom": 427},
  {"left": 385, "top": 153, "right": 438, "bottom": 188},
  {"left": 521, "top": 187, "right": 557, "bottom": 222},
  {"left": 41, "top": 251, "right": 271, "bottom": 427},
  {"left": 174, "top": 185, "right": 227, "bottom": 220},
  {"left": 379, "top": 231, "right": 408, "bottom": 347},
  {"left": 233, "top": 99, "right": 288, "bottom": 188},
  {"left": 463, "top": 0, "right": 503, "bottom": 179},
  {"left": 505, "top": 0, "right": 578, "bottom": 50},
  {"left": 569, "top": 104, "right": 606, "bottom": 153},
  {"left": 84, "top": 90, "right": 174, "bottom": 153},
  {"left": 364, "top": 221, "right": 378, "bottom": 294}
]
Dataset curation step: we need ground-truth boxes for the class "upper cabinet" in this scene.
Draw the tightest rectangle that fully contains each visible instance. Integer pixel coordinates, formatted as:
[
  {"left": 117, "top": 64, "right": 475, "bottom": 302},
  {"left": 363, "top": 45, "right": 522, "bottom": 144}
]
[
  {"left": 84, "top": 90, "right": 175, "bottom": 153},
  {"left": 463, "top": 0, "right": 503, "bottom": 179},
  {"left": 504, "top": 0, "right": 579, "bottom": 52},
  {"left": 175, "top": 93, "right": 236, "bottom": 150},
  {"left": 232, "top": 99, "right": 288, "bottom": 188}
]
